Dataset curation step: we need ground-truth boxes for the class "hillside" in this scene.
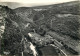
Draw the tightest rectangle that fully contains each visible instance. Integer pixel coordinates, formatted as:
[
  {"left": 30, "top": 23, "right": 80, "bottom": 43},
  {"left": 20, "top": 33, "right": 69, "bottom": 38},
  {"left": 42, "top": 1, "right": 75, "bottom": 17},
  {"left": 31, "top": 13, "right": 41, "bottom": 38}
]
[
  {"left": 0, "top": 1, "right": 80, "bottom": 56},
  {"left": 32, "top": 1, "right": 79, "bottom": 14}
]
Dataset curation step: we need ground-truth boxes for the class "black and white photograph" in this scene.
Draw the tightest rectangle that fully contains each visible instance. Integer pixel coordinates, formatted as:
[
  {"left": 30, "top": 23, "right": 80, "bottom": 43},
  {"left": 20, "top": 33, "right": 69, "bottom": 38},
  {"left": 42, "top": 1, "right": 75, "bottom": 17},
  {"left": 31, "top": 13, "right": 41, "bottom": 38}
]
[{"left": 0, "top": 0, "right": 80, "bottom": 56}]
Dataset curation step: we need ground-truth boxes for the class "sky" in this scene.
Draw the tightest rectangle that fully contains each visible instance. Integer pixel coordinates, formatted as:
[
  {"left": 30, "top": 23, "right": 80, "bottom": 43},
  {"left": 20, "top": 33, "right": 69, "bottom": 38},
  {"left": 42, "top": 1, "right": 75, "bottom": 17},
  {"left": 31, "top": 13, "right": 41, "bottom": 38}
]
[{"left": 0, "top": 0, "right": 77, "bottom": 9}]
